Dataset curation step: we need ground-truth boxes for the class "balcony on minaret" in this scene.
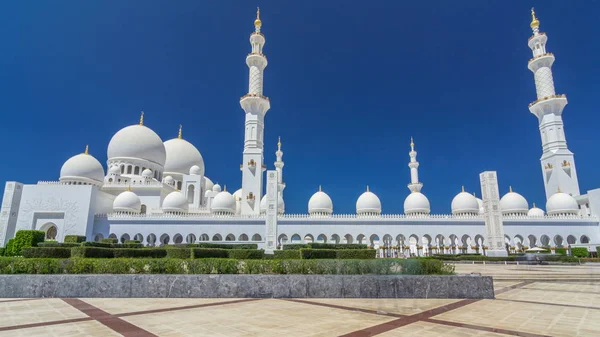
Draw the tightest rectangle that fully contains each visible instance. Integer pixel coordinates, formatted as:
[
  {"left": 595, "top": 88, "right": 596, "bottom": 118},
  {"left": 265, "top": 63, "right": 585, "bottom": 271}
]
[{"left": 528, "top": 94, "right": 567, "bottom": 118}]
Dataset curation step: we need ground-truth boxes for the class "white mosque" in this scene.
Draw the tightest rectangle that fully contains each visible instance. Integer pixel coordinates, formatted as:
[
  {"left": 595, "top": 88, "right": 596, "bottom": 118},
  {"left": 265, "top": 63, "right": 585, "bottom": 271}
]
[{"left": 1, "top": 9, "right": 599, "bottom": 254}]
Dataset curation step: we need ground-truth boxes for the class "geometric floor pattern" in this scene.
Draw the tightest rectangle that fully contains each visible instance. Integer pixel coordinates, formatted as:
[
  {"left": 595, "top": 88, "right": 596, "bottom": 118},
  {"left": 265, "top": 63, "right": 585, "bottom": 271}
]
[{"left": 2, "top": 264, "right": 600, "bottom": 336}]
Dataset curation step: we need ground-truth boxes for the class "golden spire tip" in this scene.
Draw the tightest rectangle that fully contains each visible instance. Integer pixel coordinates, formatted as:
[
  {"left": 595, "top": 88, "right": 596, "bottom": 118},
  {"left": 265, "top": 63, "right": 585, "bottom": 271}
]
[
  {"left": 178, "top": 124, "right": 182, "bottom": 139},
  {"left": 461, "top": 185, "right": 465, "bottom": 193},
  {"left": 319, "top": 185, "right": 322, "bottom": 192},
  {"left": 127, "top": 185, "right": 132, "bottom": 192},
  {"left": 254, "top": 7, "right": 262, "bottom": 27},
  {"left": 530, "top": 7, "right": 540, "bottom": 29},
  {"left": 139, "top": 111, "right": 144, "bottom": 125},
  {"left": 84, "top": 144, "right": 89, "bottom": 155},
  {"left": 509, "top": 186, "right": 513, "bottom": 193}
]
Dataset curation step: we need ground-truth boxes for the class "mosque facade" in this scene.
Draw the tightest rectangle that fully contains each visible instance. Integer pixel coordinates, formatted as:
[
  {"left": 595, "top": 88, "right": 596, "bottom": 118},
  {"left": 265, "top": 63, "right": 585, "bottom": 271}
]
[{"left": 1, "top": 9, "right": 599, "bottom": 254}]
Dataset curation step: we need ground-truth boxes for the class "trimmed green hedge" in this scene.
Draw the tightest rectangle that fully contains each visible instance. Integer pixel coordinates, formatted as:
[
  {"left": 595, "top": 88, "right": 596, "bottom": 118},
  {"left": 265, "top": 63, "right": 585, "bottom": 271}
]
[
  {"left": 299, "top": 249, "right": 337, "bottom": 259},
  {"left": 572, "top": 247, "right": 589, "bottom": 258},
  {"left": 596, "top": 246, "right": 600, "bottom": 255},
  {"left": 22, "top": 247, "right": 71, "bottom": 258},
  {"left": 71, "top": 247, "right": 114, "bottom": 258},
  {"left": 81, "top": 241, "right": 113, "bottom": 248},
  {"left": 38, "top": 242, "right": 81, "bottom": 248},
  {"left": 273, "top": 250, "right": 301, "bottom": 259},
  {"left": 64, "top": 235, "right": 86, "bottom": 243},
  {"left": 282, "top": 244, "right": 309, "bottom": 250},
  {"left": 166, "top": 248, "right": 192, "bottom": 259},
  {"left": 307, "top": 243, "right": 368, "bottom": 250},
  {"left": 197, "top": 243, "right": 258, "bottom": 250},
  {"left": 101, "top": 238, "right": 118, "bottom": 244},
  {"left": 227, "top": 249, "right": 264, "bottom": 260},
  {"left": 124, "top": 240, "right": 141, "bottom": 245},
  {"left": 191, "top": 248, "right": 229, "bottom": 258},
  {"left": 555, "top": 247, "right": 567, "bottom": 255},
  {"left": 336, "top": 249, "right": 376, "bottom": 259},
  {"left": 0, "top": 257, "right": 454, "bottom": 275},
  {"left": 113, "top": 248, "right": 167, "bottom": 258},
  {"left": 3, "top": 230, "right": 45, "bottom": 256},
  {"left": 0, "top": 248, "right": 4, "bottom": 256}
]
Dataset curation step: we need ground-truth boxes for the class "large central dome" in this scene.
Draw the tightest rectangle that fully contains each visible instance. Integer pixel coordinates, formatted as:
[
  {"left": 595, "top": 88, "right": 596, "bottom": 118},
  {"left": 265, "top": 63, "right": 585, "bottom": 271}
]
[{"left": 107, "top": 124, "right": 166, "bottom": 166}]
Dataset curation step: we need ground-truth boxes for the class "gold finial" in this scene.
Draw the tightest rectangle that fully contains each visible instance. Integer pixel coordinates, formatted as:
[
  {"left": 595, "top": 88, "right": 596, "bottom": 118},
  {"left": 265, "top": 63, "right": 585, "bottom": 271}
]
[
  {"left": 530, "top": 8, "right": 540, "bottom": 29},
  {"left": 533, "top": 202, "right": 537, "bottom": 208},
  {"left": 557, "top": 186, "right": 561, "bottom": 193},
  {"left": 509, "top": 186, "right": 513, "bottom": 193},
  {"left": 366, "top": 185, "right": 370, "bottom": 192},
  {"left": 84, "top": 145, "right": 89, "bottom": 155},
  {"left": 277, "top": 136, "right": 281, "bottom": 150},
  {"left": 139, "top": 111, "right": 144, "bottom": 125},
  {"left": 319, "top": 185, "right": 322, "bottom": 192},
  {"left": 178, "top": 124, "right": 183, "bottom": 139},
  {"left": 224, "top": 185, "right": 227, "bottom": 192},
  {"left": 127, "top": 185, "right": 132, "bottom": 192},
  {"left": 461, "top": 185, "right": 465, "bottom": 193},
  {"left": 254, "top": 7, "right": 262, "bottom": 27},
  {"left": 473, "top": 192, "right": 476, "bottom": 197},
  {"left": 410, "top": 137, "right": 414, "bottom": 151}
]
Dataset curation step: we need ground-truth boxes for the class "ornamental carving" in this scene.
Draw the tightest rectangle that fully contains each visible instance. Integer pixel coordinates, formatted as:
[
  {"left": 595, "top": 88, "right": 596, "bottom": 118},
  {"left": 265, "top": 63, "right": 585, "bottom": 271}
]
[{"left": 17, "top": 197, "right": 80, "bottom": 235}]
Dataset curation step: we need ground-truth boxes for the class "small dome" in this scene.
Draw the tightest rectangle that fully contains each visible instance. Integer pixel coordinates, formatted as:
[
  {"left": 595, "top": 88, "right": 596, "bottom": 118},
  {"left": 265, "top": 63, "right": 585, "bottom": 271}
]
[
  {"left": 451, "top": 190, "right": 479, "bottom": 215},
  {"left": 163, "top": 175, "right": 174, "bottom": 184},
  {"left": 211, "top": 190, "right": 236, "bottom": 214},
  {"left": 212, "top": 183, "right": 222, "bottom": 193},
  {"left": 108, "top": 165, "right": 121, "bottom": 175},
  {"left": 162, "top": 191, "right": 189, "bottom": 213},
  {"left": 476, "top": 198, "right": 484, "bottom": 214},
  {"left": 500, "top": 189, "right": 529, "bottom": 215},
  {"left": 308, "top": 188, "right": 333, "bottom": 215},
  {"left": 142, "top": 169, "right": 153, "bottom": 178},
  {"left": 204, "top": 176, "right": 214, "bottom": 192},
  {"left": 107, "top": 124, "right": 166, "bottom": 166},
  {"left": 528, "top": 204, "right": 545, "bottom": 217},
  {"left": 113, "top": 190, "right": 141, "bottom": 213},
  {"left": 60, "top": 152, "right": 105, "bottom": 184},
  {"left": 403, "top": 192, "right": 431, "bottom": 215},
  {"left": 356, "top": 188, "right": 381, "bottom": 215},
  {"left": 163, "top": 137, "right": 204, "bottom": 176},
  {"left": 190, "top": 165, "right": 202, "bottom": 175},
  {"left": 546, "top": 192, "right": 579, "bottom": 216},
  {"left": 260, "top": 194, "right": 285, "bottom": 214}
]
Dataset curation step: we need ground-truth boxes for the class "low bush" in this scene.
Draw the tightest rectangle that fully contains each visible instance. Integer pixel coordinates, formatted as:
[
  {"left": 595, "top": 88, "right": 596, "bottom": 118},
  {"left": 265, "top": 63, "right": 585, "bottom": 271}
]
[
  {"left": 191, "top": 248, "right": 229, "bottom": 258},
  {"left": 336, "top": 249, "right": 376, "bottom": 259},
  {"left": 273, "top": 250, "right": 301, "bottom": 259},
  {"left": 124, "top": 240, "right": 141, "bottom": 244},
  {"left": 101, "top": 238, "right": 118, "bottom": 244},
  {"left": 0, "top": 248, "right": 4, "bottom": 256},
  {"left": 282, "top": 244, "right": 309, "bottom": 250},
  {"left": 555, "top": 247, "right": 567, "bottom": 255},
  {"left": 3, "top": 230, "right": 45, "bottom": 256},
  {"left": 64, "top": 235, "right": 86, "bottom": 243},
  {"left": 166, "top": 248, "right": 192, "bottom": 259},
  {"left": 571, "top": 247, "right": 589, "bottom": 258},
  {"left": 197, "top": 243, "right": 258, "bottom": 250},
  {"left": 227, "top": 249, "right": 264, "bottom": 260},
  {"left": 22, "top": 247, "right": 71, "bottom": 258},
  {"left": 596, "top": 246, "right": 600, "bottom": 256},
  {"left": 81, "top": 241, "right": 113, "bottom": 248},
  {"left": 299, "top": 249, "right": 337, "bottom": 259},
  {"left": 38, "top": 242, "right": 81, "bottom": 248},
  {"left": 0, "top": 257, "right": 455, "bottom": 275},
  {"left": 112, "top": 248, "right": 166, "bottom": 258},
  {"left": 71, "top": 247, "right": 114, "bottom": 258},
  {"left": 307, "top": 243, "right": 368, "bottom": 250},
  {"left": 122, "top": 243, "right": 144, "bottom": 249}
]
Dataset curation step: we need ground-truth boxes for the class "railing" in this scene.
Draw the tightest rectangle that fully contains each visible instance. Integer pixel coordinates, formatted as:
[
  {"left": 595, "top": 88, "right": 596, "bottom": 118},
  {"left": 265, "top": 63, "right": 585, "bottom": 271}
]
[
  {"left": 529, "top": 94, "right": 567, "bottom": 107},
  {"left": 528, "top": 52, "right": 554, "bottom": 63},
  {"left": 240, "top": 93, "right": 270, "bottom": 101},
  {"left": 528, "top": 32, "right": 546, "bottom": 42}
]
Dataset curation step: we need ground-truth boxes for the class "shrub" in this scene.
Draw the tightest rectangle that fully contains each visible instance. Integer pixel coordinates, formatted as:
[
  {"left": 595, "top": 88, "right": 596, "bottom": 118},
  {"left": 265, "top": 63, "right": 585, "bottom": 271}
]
[
  {"left": 4, "top": 239, "right": 17, "bottom": 256},
  {"left": 555, "top": 247, "right": 567, "bottom": 255},
  {"left": 122, "top": 243, "right": 144, "bottom": 249},
  {"left": 81, "top": 241, "right": 113, "bottom": 248},
  {"left": 0, "top": 257, "right": 454, "bottom": 275},
  {"left": 112, "top": 248, "right": 167, "bottom": 258},
  {"left": 101, "top": 238, "right": 118, "bottom": 244},
  {"left": 273, "top": 250, "right": 301, "bottom": 259},
  {"left": 0, "top": 248, "right": 4, "bottom": 256},
  {"left": 22, "top": 247, "right": 71, "bottom": 258},
  {"left": 124, "top": 240, "right": 141, "bottom": 244},
  {"left": 197, "top": 243, "right": 258, "bottom": 250},
  {"left": 166, "top": 248, "right": 192, "bottom": 259},
  {"left": 227, "top": 249, "right": 264, "bottom": 260},
  {"left": 336, "top": 249, "right": 376, "bottom": 259},
  {"left": 191, "top": 248, "right": 229, "bottom": 258},
  {"left": 596, "top": 246, "right": 600, "bottom": 255},
  {"left": 307, "top": 243, "right": 368, "bottom": 250},
  {"left": 282, "top": 244, "right": 309, "bottom": 250},
  {"left": 38, "top": 242, "right": 81, "bottom": 248},
  {"left": 299, "top": 249, "right": 337, "bottom": 259},
  {"left": 571, "top": 247, "right": 589, "bottom": 258},
  {"left": 64, "top": 235, "right": 86, "bottom": 243},
  {"left": 3, "top": 230, "right": 46, "bottom": 256},
  {"left": 71, "top": 247, "right": 114, "bottom": 258}
]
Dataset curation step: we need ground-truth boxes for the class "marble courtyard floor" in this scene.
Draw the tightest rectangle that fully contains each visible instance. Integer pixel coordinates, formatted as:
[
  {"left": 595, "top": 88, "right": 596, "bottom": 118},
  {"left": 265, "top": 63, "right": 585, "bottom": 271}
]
[{"left": 2, "top": 264, "right": 600, "bottom": 336}]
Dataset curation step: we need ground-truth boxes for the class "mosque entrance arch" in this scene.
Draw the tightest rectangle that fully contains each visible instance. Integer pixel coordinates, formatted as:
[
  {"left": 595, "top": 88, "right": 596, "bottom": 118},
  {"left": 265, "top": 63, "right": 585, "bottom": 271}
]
[{"left": 40, "top": 222, "right": 58, "bottom": 240}]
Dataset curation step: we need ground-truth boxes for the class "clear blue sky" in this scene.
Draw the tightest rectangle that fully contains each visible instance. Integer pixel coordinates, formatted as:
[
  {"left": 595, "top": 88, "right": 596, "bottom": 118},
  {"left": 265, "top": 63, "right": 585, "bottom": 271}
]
[{"left": 0, "top": 1, "right": 597, "bottom": 214}]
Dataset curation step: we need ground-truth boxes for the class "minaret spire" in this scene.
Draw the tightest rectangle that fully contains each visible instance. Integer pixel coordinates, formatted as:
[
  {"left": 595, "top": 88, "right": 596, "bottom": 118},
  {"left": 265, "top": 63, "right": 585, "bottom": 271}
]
[
  {"left": 240, "top": 8, "right": 271, "bottom": 215},
  {"left": 527, "top": 8, "right": 580, "bottom": 198},
  {"left": 178, "top": 124, "right": 183, "bottom": 139},
  {"left": 84, "top": 145, "right": 89, "bottom": 155},
  {"left": 139, "top": 111, "right": 144, "bottom": 125},
  {"left": 407, "top": 137, "right": 423, "bottom": 193}
]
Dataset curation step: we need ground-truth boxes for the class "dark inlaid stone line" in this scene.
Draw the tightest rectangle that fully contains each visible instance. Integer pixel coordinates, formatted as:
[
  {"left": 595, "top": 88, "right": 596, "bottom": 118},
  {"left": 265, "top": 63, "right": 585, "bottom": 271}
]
[
  {"left": 284, "top": 299, "right": 407, "bottom": 318},
  {"left": 494, "top": 281, "right": 534, "bottom": 295},
  {"left": 62, "top": 298, "right": 158, "bottom": 337},
  {"left": 520, "top": 286, "right": 600, "bottom": 295},
  {"left": 425, "top": 318, "right": 551, "bottom": 337},
  {"left": 496, "top": 298, "right": 600, "bottom": 311},
  {"left": 0, "top": 317, "right": 92, "bottom": 332},
  {"left": 117, "top": 298, "right": 262, "bottom": 317},
  {"left": 0, "top": 298, "right": 39, "bottom": 304},
  {"left": 338, "top": 299, "right": 480, "bottom": 337}
]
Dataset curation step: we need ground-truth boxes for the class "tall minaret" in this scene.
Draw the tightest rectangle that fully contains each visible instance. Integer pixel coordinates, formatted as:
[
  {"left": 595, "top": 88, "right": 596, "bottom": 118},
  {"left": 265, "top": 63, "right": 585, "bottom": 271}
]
[
  {"left": 407, "top": 137, "right": 423, "bottom": 193},
  {"left": 527, "top": 8, "right": 580, "bottom": 198},
  {"left": 274, "top": 137, "right": 286, "bottom": 200},
  {"left": 240, "top": 8, "right": 271, "bottom": 215}
]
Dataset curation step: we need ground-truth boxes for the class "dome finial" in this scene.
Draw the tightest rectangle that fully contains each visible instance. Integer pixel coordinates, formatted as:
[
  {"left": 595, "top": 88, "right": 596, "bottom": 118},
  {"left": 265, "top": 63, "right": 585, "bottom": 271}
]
[
  {"left": 461, "top": 185, "right": 465, "bottom": 193},
  {"left": 319, "top": 185, "right": 322, "bottom": 192},
  {"left": 557, "top": 186, "right": 561, "bottom": 193},
  {"left": 533, "top": 202, "right": 537, "bottom": 208},
  {"left": 84, "top": 144, "right": 89, "bottom": 155},
  {"left": 127, "top": 185, "right": 132, "bottom": 192},
  {"left": 410, "top": 137, "right": 414, "bottom": 151},
  {"left": 139, "top": 111, "right": 144, "bottom": 125},
  {"left": 178, "top": 124, "right": 183, "bottom": 139},
  {"left": 254, "top": 7, "right": 262, "bottom": 31},
  {"left": 473, "top": 192, "right": 476, "bottom": 197},
  {"left": 366, "top": 185, "right": 370, "bottom": 192},
  {"left": 530, "top": 7, "right": 540, "bottom": 30},
  {"left": 224, "top": 185, "right": 227, "bottom": 192},
  {"left": 509, "top": 186, "right": 513, "bottom": 193}
]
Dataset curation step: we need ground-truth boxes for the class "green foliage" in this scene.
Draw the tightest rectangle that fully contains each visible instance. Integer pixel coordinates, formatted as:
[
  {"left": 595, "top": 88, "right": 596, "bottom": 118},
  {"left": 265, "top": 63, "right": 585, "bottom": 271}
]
[
  {"left": 596, "top": 246, "right": 600, "bottom": 255},
  {"left": 81, "top": 241, "right": 113, "bottom": 248},
  {"left": 191, "top": 248, "right": 229, "bottom": 258},
  {"left": 0, "top": 248, "right": 4, "bottom": 256},
  {"left": 571, "top": 247, "right": 589, "bottom": 258},
  {"left": 0, "top": 257, "right": 454, "bottom": 275},
  {"left": 282, "top": 244, "right": 309, "bottom": 250},
  {"left": 307, "top": 243, "right": 368, "bottom": 250},
  {"left": 197, "top": 243, "right": 258, "bottom": 250},
  {"left": 37, "top": 242, "right": 81, "bottom": 248},
  {"left": 22, "top": 247, "right": 71, "bottom": 258},
  {"left": 555, "top": 247, "right": 567, "bottom": 255},
  {"left": 166, "top": 248, "right": 192, "bottom": 259},
  {"left": 4, "top": 240, "right": 17, "bottom": 256},
  {"left": 122, "top": 243, "right": 144, "bottom": 248},
  {"left": 112, "top": 248, "right": 167, "bottom": 258},
  {"left": 273, "top": 250, "right": 301, "bottom": 259},
  {"left": 124, "top": 240, "right": 141, "bottom": 244},
  {"left": 335, "top": 249, "right": 376, "bottom": 259},
  {"left": 4, "top": 230, "right": 46, "bottom": 256},
  {"left": 101, "top": 238, "right": 118, "bottom": 244},
  {"left": 299, "top": 249, "right": 337, "bottom": 259},
  {"left": 71, "top": 247, "right": 114, "bottom": 258},
  {"left": 226, "top": 249, "right": 264, "bottom": 260},
  {"left": 64, "top": 235, "right": 86, "bottom": 243}
]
